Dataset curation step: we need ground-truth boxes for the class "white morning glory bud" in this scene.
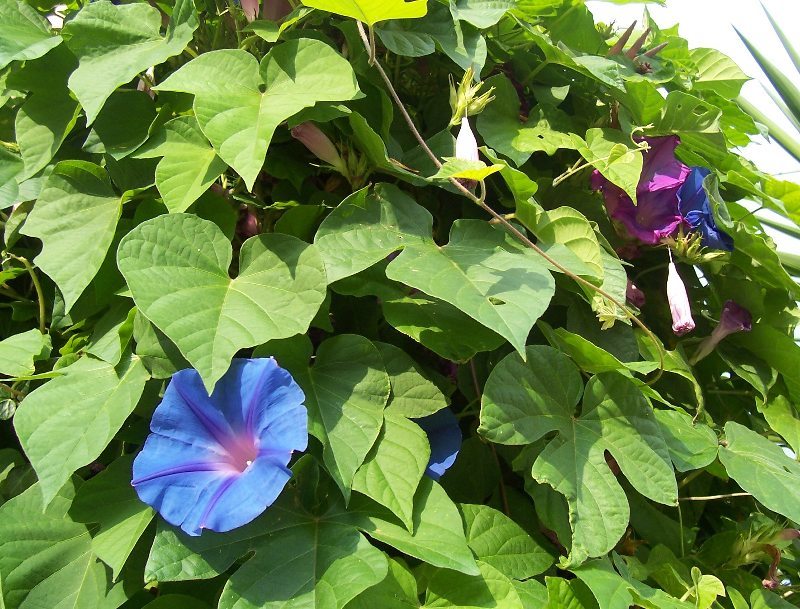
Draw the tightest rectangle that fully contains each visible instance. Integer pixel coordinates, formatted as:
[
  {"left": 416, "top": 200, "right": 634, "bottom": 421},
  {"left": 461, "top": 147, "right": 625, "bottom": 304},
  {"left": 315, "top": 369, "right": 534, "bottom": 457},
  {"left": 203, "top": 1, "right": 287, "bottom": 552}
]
[
  {"left": 455, "top": 118, "right": 479, "bottom": 163},
  {"left": 666, "top": 261, "right": 695, "bottom": 336}
]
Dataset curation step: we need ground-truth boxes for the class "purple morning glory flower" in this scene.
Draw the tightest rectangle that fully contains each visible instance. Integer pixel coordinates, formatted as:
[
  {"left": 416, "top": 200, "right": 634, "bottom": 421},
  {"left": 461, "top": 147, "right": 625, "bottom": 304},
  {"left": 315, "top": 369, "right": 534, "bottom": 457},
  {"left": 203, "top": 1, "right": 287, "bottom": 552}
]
[
  {"left": 691, "top": 300, "right": 752, "bottom": 363},
  {"left": 415, "top": 408, "right": 462, "bottom": 480},
  {"left": 132, "top": 358, "right": 307, "bottom": 536},
  {"left": 678, "top": 167, "right": 734, "bottom": 251},
  {"left": 592, "top": 135, "right": 690, "bottom": 245}
]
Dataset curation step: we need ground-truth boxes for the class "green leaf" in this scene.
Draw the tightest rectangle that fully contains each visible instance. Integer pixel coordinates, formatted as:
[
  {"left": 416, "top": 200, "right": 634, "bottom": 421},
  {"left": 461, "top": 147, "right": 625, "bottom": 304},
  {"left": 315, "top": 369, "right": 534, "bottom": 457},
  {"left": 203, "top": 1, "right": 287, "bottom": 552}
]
[
  {"left": 117, "top": 214, "right": 327, "bottom": 392},
  {"left": 479, "top": 345, "right": 583, "bottom": 446},
  {"left": 12, "top": 46, "right": 81, "bottom": 180},
  {"left": 480, "top": 348, "right": 677, "bottom": 565},
  {"left": 719, "top": 421, "right": 800, "bottom": 524},
  {"left": 13, "top": 353, "right": 149, "bottom": 507},
  {"left": 64, "top": 0, "right": 198, "bottom": 123},
  {"left": 690, "top": 48, "right": 749, "bottom": 98},
  {"left": 132, "top": 116, "right": 228, "bottom": 213},
  {"left": 385, "top": 220, "right": 555, "bottom": 358},
  {"left": 353, "top": 411, "right": 430, "bottom": 530},
  {"left": 733, "top": 322, "right": 800, "bottom": 401},
  {"left": 157, "top": 38, "right": 359, "bottom": 189},
  {"left": 459, "top": 504, "right": 553, "bottom": 579},
  {"left": 383, "top": 293, "right": 506, "bottom": 362},
  {"left": 538, "top": 321, "right": 656, "bottom": 376},
  {"left": 148, "top": 471, "right": 388, "bottom": 609},
  {"left": 376, "top": 3, "right": 487, "bottom": 75},
  {"left": 219, "top": 529, "right": 386, "bottom": 609},
  {"left": 87, "top": 89, "right": 157, "bottom": 160},
  {"left": 0, "top": 0, "right": 62, "bottom": 71},
  {"left": 0, "top": 482, "right": 111, "bottom": 609},
  {"left": 285, "top": 335, "right": 390, "bottom": 500},
  {"left": 0, "top": 147, "right": 23, "bottom": 208},
  {"left": 654, "top": 410, "right": 718, "bottom": 473},
  {"left": 432, "top": 158, "right": 505, "bottom": 181},
  {"left": 0, "top": 329, "right": 50, "bottom": 378},
  {"left": 423, "top": 560, "right": 524, "bottom": 609},
  {"left": 315, "top": 183, "right": 433, "bottom": 283},
  {"left": 86, "top": 303, "right": 137, "bottom": 366},
  {"left": 346, "top": 557, "right": 419, "bottom": 609},
  {"left": 477, "top": 75, "right": 578, "bottom": 167},
  {"left": 656, "top": 92, "right": 722, "bottom": 134},
  {"left": 482, "top": 147, "right": 539, "bottom": 203},
  {"left": 354, "top": 477, "right": 479, "bottom": 575},
  {"left": 448, "top": 0, "right": 514, "bottom": 28},
  {"left": 300, "top": 0, "right": 427, "bottom": 26},
  {"left": 70, "top": 454, "right": 154, "bottom": 579},
  {"left": 21, "top": 161, "right": 121, "bottom": 312},
  {"left": 573, "top": 129, "right": 643, "bottom": 204},
  {"left": 544, "top": 577, "right": 589, "bottom": 609},
  {"left": 375, "top": 342, "right": 447, "bottom": 418},
  {"left": 758, "top": 392, "right": 800, "bottom": 457},
  {"left": 523, "top": 204, "right": 604, "bottom": 282}
]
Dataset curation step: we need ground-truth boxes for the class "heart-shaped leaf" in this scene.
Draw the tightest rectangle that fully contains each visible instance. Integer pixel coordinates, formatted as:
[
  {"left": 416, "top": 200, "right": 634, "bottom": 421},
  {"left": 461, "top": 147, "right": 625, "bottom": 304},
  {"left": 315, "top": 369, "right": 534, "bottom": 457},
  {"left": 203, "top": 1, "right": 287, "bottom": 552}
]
[
  {"left": 117, "top": 214, "right": 327, "bottom": 391},
  {"left": 157, "top": 38, "right": 359, "bottom": 189}
]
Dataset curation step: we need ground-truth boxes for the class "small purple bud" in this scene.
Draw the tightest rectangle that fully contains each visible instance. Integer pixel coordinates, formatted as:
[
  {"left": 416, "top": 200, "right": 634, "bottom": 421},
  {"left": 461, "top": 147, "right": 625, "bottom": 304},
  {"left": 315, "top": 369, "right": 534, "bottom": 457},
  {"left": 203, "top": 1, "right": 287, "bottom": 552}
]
[
  {"left": 779, "top": 528, "right": 800, "bottom": 541},
  {"left": 237, "top": 207, "right": 259, "bottom": 240},
  {"left": 241, "top": 0, "right": 259, "bottom": 21},
  {"left": 666, "top": 261, "right": 695, "bottom": 336},
  {"left": 455, "top": 118, "right": 479, "bottom": 163},
  {"left": 263, "top": 0, "right": 292, "bottom": 20},
  {"left": 291, "top": 122, "right": 345, "bottom": 172},
  {"left": 691, "top": 300, "right": 752, "bottom": 363},
  {"left": 626, "top": 279, "right": 646, "bottom": 308}
]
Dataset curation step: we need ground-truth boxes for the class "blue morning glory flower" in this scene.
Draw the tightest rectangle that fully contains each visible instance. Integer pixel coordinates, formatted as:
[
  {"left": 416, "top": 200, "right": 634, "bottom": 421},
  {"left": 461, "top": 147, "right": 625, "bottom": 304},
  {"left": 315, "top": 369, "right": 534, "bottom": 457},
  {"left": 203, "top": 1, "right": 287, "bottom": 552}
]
[
  {"left": 132, "top": 358, "right": 307, "bottom": 536},
  {"left": 678, "top": 167, "right": 734, "bottom": 251},
  {"left": 415, "top": 408, "right": 462, "bottom": 480}
]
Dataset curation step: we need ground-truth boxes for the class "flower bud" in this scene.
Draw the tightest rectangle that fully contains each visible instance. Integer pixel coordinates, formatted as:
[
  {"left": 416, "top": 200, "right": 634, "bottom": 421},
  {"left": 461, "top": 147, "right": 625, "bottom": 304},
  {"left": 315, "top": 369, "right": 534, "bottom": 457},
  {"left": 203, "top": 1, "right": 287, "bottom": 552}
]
[
  {"left": 241, "top": 0, "right": 259, "bottom": 22},
  {"left": 291, "top": 122, "right": 346, "bottom": 173},
  {"left": 626, "top": 279, "right": 646, "bottom": 308},
  {"left": 666, "top": 261, "right": 695, "bottom": 336},
  {"left": 137, "top": 66, "right": 156, "bottom": 99},
  {"left": 263, "top": 0, "right": 292, "bottom": 21},
  {"left": 455, "top": 118, "right": 479, "bottom": 163},
  {"left": 691, "top": 300, "right": 752, "bottom": 363}
]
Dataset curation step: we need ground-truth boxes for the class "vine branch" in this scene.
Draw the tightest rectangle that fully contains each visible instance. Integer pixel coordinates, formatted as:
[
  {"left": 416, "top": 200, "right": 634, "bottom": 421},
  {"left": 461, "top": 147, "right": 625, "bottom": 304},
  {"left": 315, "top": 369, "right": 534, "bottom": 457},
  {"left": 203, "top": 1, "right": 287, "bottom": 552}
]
[
  {"left": 7, "top": 254, "right": 46, "bottom": 334},
  {"left": 356, "top": 22, "right": 665, "bottom": 379}
]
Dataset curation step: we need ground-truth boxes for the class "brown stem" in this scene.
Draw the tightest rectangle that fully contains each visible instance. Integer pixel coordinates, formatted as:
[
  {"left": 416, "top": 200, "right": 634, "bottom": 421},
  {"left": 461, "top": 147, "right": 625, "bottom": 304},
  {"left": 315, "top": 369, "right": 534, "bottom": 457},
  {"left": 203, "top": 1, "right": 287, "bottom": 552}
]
[{"left": 356, "top": 21, "right": 665, "bottom": 380}]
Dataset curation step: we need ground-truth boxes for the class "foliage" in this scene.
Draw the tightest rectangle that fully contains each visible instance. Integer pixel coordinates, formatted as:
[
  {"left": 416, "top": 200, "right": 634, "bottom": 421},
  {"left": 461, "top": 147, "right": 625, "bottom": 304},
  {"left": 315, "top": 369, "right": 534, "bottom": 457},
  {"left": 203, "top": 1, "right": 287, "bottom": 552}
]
[{"left": 0, "top": 0, "right": 800, "bottom": 608}]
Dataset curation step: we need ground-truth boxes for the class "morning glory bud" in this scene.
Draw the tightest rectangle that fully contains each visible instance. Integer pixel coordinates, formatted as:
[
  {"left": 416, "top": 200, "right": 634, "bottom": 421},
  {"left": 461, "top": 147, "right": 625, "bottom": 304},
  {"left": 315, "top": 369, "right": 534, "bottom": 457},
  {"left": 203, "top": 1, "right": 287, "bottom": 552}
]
[
  {"left": 264, "top": 0, "right": 292, "bottom": 21},
  {"left": 455, "top": 118, "right": 479, "bottom": 163},
  {"left": 691, "top": 300, "right": 752, "bottom": 363},
  {"left": 626, "top": 279, "right": 646, "bottom": 308},
  {"left": 290, "top": 122, "right": 346, "bottom": 174},
  {"left": 666, "top": 261, "right": 695, "bottom": 336},
  {"left": 241, "top": 0, "right": 259, "bottom": 22}
]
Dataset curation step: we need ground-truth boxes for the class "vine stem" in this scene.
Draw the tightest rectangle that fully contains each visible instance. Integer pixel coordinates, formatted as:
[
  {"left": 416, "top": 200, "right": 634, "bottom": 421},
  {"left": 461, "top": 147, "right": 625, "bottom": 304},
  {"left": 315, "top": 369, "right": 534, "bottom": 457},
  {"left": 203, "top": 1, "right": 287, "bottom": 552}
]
[
  {"left": 8, "top": 254, "right": 46, "bottom": 334},
  {"left": 470, "top": 359, "right": 511, "bottom": 517},
  {"left": 678, "top": 492, "right": 751, "bottom": 502},
  {"left": 355, "top": 22, "right": 665, "bottom": 380}
]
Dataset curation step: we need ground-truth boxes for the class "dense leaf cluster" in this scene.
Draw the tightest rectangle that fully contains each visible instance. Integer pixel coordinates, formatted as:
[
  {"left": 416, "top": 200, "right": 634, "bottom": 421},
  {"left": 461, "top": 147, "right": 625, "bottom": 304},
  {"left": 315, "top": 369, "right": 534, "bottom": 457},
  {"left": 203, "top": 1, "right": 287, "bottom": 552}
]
[{"left": 1, "top": 0, "right": 799, "bottom": 608}]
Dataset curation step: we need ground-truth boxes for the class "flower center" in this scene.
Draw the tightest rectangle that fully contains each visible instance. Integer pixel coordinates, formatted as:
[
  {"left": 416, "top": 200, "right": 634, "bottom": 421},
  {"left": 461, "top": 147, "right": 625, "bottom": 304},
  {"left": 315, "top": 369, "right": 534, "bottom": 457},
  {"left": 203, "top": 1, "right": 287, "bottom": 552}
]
[{"left": 221, "top": 434, "right": 258, "bottom": 473}]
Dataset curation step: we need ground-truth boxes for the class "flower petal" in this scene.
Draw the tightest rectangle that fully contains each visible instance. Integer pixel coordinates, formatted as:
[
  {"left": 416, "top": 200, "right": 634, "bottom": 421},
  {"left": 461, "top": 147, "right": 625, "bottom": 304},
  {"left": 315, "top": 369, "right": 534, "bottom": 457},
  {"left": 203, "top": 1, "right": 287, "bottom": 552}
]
[
  {"left": 415, "top": 408, "right": 462, "bottom": 480},
  {"left": 149, "top": 369, "right": 237, "bottom": 454},
  {"left": 185, "top": 455, "right": 293, "bottom": 535},
  {"left": 638, "top": 135, "right": 690, "bottom": 193}
]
